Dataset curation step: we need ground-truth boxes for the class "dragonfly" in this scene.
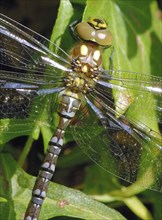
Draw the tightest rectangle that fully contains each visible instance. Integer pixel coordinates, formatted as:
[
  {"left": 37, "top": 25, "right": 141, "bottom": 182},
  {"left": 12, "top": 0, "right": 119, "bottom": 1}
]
[{"left": 0, "top": 13, "right": 162, "bottom": 220}]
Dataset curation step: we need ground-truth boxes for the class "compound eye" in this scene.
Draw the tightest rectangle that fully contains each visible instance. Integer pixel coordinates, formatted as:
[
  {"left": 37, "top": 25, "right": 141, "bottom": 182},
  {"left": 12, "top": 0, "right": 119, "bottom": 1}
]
[
  {"left": 75, "top": 22, "right": 95, "bottom": 41},
  {"left": 95, "top": 29, "right": 112, "bottom": 46}
]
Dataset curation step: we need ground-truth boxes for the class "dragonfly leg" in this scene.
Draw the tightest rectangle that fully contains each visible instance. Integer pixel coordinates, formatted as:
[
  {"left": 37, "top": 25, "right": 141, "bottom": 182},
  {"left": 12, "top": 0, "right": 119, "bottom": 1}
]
[{"left": 69, "top": 18, "right": 82, "bottom": 41}]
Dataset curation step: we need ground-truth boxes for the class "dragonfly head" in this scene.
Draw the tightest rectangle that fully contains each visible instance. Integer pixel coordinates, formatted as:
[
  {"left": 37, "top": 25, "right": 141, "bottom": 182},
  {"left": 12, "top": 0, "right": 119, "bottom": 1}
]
[{"left": 74, "top": 18, "right": 112, "bottom": 47}]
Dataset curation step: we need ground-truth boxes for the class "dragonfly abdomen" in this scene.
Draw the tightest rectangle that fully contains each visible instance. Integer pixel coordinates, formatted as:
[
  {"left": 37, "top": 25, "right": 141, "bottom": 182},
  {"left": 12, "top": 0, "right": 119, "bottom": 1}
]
[{"left": 25, "top": 90, "right": 81, "bottom": 219}]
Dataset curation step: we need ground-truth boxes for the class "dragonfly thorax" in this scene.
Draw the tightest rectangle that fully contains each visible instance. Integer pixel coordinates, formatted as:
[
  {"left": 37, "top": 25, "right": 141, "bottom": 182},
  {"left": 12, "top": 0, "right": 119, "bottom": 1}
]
[
  {"left": 67, "top": 42, "right": 103, "bottom": 93},
  {"left": 65, "top": 71, "right": 96, "bottom": 93}
]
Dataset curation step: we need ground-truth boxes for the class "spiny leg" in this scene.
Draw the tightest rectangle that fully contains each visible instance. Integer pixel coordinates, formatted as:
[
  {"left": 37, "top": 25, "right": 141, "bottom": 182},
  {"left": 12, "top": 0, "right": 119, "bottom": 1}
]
[{"left": 69, "top": 18, "right": 82, "bottom": 41}]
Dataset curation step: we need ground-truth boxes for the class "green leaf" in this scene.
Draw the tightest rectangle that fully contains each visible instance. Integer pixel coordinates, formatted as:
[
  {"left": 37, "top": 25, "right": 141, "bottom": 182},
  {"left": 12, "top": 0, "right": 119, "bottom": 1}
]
[
  {"left": 49, "top": 0, "right": 73, "bottom": 50},
  {"left": 82, "top": 0, "right": 161, "bottom": 192},
  {"left": 0, "top": 0, "right": 161, "bottom": 220},
  {"left": 0, "top": 154, "right": 126, "bottom": 220},
  {"left": 144, "top": 190, "right": 162, "bottom": 220},
  {"left": 84, "top": 0, "right": 161, "bottom": 125},
  {"left": 83, "top": 165, "right": 154, "bottom": 220},
  {"left": 83, "top": 0, "right": 161, "bottom": 74},
  {"left": 84, "top": 165, "right": 121, "bottom": 199}
]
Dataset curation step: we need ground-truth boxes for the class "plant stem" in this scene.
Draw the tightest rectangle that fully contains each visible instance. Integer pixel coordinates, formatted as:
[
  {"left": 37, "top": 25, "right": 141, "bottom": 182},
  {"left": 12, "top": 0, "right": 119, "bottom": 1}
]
[{"left": 18, "top": 136, "right": 34, "bottom": 167}]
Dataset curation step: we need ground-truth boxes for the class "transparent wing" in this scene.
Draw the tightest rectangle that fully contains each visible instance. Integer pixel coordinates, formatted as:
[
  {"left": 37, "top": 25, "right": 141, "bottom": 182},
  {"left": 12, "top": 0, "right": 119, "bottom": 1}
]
[
  {"left": 0, "top": 13, "right": 73, "bottom": 117},
  {"left": 72, "top": 70, "right": 162, "bottom": 191},
  {"left": 100, "top": 69, "right": 162, "bottom": 99},
  {"left": 0, "top": 13, "right": 70, "bottom": 141},
  {"left": 0, "top": 13, "right": 72, "bottom": 74},
  {"left": 98, "top": 70, "right": 162, "bottom": 124}
]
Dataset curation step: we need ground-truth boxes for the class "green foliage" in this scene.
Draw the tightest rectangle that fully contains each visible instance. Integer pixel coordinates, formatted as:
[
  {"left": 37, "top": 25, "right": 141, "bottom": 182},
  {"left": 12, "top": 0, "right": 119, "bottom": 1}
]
[
  {"left": 0, "top": 154, "right": 126, "bottom": 220},
  {"left": 0, "top": 0, "right": 161, "bottom": 220}
]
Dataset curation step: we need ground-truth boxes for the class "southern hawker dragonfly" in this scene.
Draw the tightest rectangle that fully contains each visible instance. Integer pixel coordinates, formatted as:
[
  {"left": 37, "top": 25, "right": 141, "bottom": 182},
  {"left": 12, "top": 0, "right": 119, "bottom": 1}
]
[{"left": 0, "top": 13, "right": 162, "bottom": 220}]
